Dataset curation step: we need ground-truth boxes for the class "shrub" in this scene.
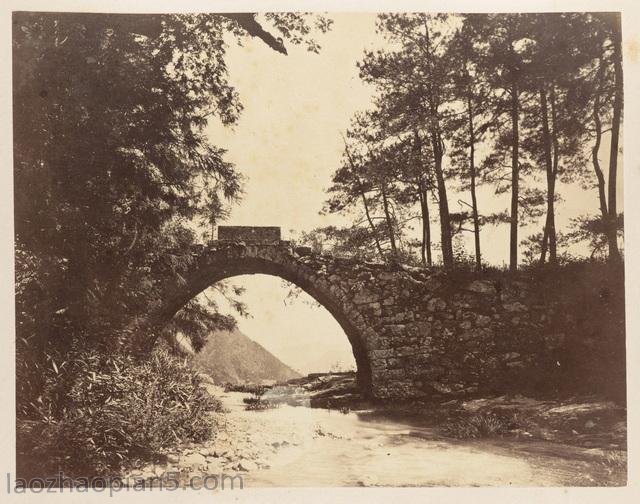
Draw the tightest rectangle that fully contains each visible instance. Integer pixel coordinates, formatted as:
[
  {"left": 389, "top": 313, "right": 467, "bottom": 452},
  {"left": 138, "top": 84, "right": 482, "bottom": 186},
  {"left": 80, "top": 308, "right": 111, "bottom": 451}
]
[
  {"left": 242, "top": 386, "right": 278, "bottom": 410},
  {"left": 442, "top": 412, "right": 515, "bottom": 439},
  {"left": 17, "top": 346, "right": 220, "bottom": 479},
  {"left": 225, "top": 383, "right": 271, "bottom": 394}
]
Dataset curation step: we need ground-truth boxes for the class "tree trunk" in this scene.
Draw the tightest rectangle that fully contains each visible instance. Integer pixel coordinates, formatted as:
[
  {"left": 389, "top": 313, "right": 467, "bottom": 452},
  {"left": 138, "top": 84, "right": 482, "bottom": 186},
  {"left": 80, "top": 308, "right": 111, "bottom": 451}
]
[
  {"left": 380, "top": 181, "right": 398, "bottom": 259},
  {"left": 467, "top": 95, "right": 481, "bottom": 271},
  {"left": 539, "top": 84, "right": 557, "bottom": 265},
  {"left": 548, "top": 85, "right": 559, "bottom": 263},
  {"left": 509, "top": 77, "right": 520, "bottom": 272},
  {"left": 422, "top": 22, "right": 453, "bottom": 269},
  {"left": 417, "top": 180, "right": 432, "bottom": 266},
  {"left": 412, "top": 130, "right": 432, "bottom": 267},
  {"left": 607, "top": 15, "right": 623, "bottom": 263},
  {"left": 592, "top": 57, "right": 609, "bottom": 222},
  {"left": 360, "top": 191, "right": 385, "bottom": 260},
  {"left": 431, "top": 131, "right": 454, "bottom": 269},
  {"left": 343, "top": 140, "right": 385, "bottom": 260}
]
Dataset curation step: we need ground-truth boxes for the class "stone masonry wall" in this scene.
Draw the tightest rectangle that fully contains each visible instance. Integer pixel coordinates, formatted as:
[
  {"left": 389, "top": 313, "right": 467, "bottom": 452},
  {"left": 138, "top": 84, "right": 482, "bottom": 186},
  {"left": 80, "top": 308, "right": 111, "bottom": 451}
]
[
  {"left": 288, "top": 250, "right": 624, "bottom": 398},
  {"left": 155, "top": 240, "right": 625, "bottom": 401}
]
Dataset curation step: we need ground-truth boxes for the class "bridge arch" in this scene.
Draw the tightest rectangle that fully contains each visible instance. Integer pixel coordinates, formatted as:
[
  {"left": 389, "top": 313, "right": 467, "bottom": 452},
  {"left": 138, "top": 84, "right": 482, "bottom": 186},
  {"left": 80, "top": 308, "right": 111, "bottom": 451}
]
[
  {"left": 154, "top": 240, "right": 376, "bottom": 396},
  {"left": 141, "top": 226, "right": 549, "bottom": 401}
]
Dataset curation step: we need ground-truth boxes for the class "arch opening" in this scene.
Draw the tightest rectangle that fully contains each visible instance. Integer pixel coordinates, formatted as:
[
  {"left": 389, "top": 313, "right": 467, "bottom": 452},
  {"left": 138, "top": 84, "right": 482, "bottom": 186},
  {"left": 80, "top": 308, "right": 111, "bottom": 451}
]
[{"left": 208, "top": 274, "right": 356, "bottom": 376}]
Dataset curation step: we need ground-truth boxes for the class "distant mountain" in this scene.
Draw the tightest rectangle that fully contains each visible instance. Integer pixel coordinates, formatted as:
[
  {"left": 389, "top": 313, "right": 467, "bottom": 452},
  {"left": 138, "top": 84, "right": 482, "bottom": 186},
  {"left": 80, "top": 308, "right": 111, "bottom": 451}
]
[{"left": 191, "top": 328, "right": 301, "bottom": 384}]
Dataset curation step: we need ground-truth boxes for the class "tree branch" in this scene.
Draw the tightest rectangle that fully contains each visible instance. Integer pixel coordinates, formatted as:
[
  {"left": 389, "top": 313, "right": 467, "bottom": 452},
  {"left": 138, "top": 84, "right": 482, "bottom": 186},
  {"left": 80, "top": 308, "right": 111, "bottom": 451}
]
[{"left": 224, "top": 13, "right": 287, "bottom": 55}]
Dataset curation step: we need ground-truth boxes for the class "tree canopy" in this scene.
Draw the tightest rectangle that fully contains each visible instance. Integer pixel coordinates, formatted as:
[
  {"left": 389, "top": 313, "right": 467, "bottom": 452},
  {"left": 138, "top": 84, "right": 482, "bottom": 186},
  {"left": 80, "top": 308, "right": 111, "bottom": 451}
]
[
  {"left": 13, "top": 11, "right": 331, "bottom": 418},
  {"left": 320, "top": 12, "right": 623, "bottom": 271}
]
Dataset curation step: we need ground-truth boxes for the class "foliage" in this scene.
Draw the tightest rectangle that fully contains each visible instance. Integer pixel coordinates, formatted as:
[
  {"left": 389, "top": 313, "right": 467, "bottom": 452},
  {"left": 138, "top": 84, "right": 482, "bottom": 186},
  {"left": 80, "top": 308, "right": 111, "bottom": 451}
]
[
  {"left": 566, "top": 213, "right": 625, "bottom": 259},
  {"left": 13, "top": 9, "right": 332, "bottom": 361},
  {"left": 325, "top": 12, "right": 623, "bottom": 269},
  {"left": 241, "top": 386, "right": 279, "bottom": 410},
  {"left": 14, "top": 12, "right": 244, "bottom": 367},
  {"left": 164, "top": 281, "right": 249, "bottom": 353},
  {"left": 17, "top": 346, "right": 220, "bottom": 478},
  {"left": 13, "top": 11, "right": 330, "bottom": 477},
  {"left": 600, "top": 450, "right": 627, "bottom": 476},
  {"left": 298, "top": 226, "right": 388, "bottom": 262},
  {"left": 224, "top": 384, "right": 280, "bottom": 410}
]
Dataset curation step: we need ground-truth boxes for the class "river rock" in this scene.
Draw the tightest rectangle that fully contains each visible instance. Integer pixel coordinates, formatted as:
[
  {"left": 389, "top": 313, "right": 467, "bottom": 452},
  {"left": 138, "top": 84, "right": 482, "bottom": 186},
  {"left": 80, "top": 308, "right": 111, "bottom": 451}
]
[
  {"left": 179, "top": 452, "right": 207, "bottom": 469},
  {"left": 237, "top": 460, "right": 258, "bottom": 472},
  {"left": 585, "top": 419, "right": 597, "bottom": 430},
  {"left": 139, "top": 464, "right": 156, "bottom": 478},
  {"left": 166, "top": 453, "right": 180, "bottom": 464},
  {"left": 205, "top": 461, "right": 223, "bottom": 473}
]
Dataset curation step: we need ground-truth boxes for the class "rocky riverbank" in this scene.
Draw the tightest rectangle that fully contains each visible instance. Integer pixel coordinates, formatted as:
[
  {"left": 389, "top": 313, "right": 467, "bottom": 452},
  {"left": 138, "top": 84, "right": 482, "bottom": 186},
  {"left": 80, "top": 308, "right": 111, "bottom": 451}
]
[
  {"left": 120, "top": 385, "right": 307, "bottom": 486},
  {"left": 227, "top": 372, "right": 626, "bottom": 451},
  {"left": 119, "top": 374, "right": 626, "bottom": 487}
]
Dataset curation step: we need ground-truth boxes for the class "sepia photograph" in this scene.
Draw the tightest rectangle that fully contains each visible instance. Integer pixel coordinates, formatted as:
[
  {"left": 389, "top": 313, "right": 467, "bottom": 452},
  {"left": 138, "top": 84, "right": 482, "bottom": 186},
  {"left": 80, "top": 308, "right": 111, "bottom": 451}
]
[{"left": 5, "top": 0, "right": 637, "bottom": 497}]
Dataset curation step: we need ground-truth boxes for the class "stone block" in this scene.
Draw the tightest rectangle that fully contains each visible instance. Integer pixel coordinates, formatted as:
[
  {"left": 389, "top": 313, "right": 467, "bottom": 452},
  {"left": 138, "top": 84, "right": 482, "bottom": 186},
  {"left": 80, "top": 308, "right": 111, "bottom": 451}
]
[
  {"left": 395, "top": 345, "right": 420, "bottom": 357},
  {"left": 503, "top": 301, "right": 528, "bottom": 313},
  {"left": 466, "top": 280, "right": 497, "bottom": 295},
  {"left": 353, "top": 289, "right": 379, "bottom": 304},
  {"left": 371, "top": 348, "right": 395, "bottom": 359},
  {"left": 295, "top": 245, "right": 313, "bottom": 256},
  {"left": 427, "top": 297, "right": 447, "bottom": 312}
]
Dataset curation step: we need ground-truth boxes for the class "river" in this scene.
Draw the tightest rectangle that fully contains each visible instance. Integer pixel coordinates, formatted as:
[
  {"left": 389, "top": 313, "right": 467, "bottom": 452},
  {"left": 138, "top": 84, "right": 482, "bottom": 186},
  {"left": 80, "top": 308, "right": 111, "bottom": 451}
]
[{"left": 211, "top": 389, "right": 624, "bottom": 487}]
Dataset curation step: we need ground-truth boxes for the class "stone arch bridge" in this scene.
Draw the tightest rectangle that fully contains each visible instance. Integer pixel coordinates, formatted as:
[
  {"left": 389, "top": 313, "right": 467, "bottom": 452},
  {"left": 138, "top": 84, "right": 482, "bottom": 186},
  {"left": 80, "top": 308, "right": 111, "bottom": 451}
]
[{"left": 145, "top": 226, "right": 563, "bottom": 400}]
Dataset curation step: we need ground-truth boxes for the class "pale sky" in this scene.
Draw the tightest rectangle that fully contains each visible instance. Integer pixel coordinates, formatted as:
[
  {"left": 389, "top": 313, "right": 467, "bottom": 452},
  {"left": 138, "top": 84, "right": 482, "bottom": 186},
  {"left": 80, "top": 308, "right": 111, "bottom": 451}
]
[
  {"left": 211, "top": 274, "right": 356, "bottom": 375},
  {"left": 204, "top": 13, "right": 623, "bottom": 373}
]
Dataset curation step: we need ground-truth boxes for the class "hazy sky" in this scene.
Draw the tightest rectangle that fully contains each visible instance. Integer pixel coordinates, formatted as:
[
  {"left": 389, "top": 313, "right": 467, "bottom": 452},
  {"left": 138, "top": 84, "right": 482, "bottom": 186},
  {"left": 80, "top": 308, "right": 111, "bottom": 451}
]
[
  {"left": 211, "top": 274, "right": 356, "bottom": 375},
  {"left": 204, "top": 13, "right": 623, "bottom": 373}
]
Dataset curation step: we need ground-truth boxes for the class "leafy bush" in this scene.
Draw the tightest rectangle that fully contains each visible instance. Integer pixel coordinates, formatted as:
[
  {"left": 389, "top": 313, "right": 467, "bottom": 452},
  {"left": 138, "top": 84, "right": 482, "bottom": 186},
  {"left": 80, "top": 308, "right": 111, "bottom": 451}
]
[{"left": 17, "top": 346, "right": 220, "bottom": 478}]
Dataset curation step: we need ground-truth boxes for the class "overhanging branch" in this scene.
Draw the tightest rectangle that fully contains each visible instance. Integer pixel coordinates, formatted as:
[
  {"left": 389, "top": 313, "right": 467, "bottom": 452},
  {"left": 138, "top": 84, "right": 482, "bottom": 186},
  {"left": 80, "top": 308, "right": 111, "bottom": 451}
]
[{"left": 224, "top": 13, "right": 287, "bottom": 55}]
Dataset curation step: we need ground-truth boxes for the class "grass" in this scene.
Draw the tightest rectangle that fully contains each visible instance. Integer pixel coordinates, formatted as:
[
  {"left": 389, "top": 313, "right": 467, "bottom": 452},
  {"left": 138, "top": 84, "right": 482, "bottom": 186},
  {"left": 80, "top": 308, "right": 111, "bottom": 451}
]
[
  {"left": 441, "top": 412, "right": 516, "bottom": 439},
  {"left": 600, "top": 450, "right": 627, "bottom": 473}
]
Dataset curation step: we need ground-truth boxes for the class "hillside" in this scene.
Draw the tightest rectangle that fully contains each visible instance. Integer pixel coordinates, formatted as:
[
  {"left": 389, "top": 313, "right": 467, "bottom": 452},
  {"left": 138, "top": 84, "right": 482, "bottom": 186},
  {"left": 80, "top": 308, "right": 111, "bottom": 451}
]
[{"left": 192, "top": 328, "right": 301, "bottom": 384}]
